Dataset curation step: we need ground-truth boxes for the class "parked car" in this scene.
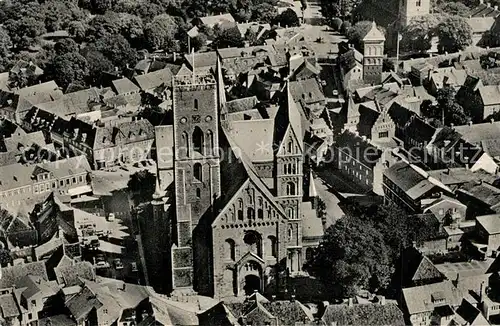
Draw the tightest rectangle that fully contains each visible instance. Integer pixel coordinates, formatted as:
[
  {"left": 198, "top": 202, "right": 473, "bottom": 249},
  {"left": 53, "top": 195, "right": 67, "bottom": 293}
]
[
  {"left": 114, "top": 258, "right": 124, "bottom": 270},
  {"left": 131, "top": 262, "right": 138, "bottom": 272},
  {"left": 95, "top": 261, "right": 110, "bottom": 269}
]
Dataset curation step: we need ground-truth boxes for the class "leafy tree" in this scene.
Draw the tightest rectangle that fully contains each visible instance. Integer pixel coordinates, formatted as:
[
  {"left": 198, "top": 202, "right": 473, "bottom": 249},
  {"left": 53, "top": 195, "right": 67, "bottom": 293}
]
[
  {"left": 82, "top": 48, "right": 114, "bottom": 86},
  {"left": 41, "top": 0, "right": 86, "bottom": 32},
  {"left": 436, "top": 1, "right": 469, "bottom": 17},
  {"left": 86, "top": 13, "right": 122, "bottom": 42},
  {"left": 5, "top": 17, "right": 46, "bottom": 50},
  {"left": 0, "top": 249, "right": 11, "bottom": 267},
  {"left": 128, "top": 170, "right": 156, "bottom": 203},
  {"left": 401, "top": 14, "right": 440, "bottom": 53},
  {"left": 54, "top": 39, "right": 79, "bottom": 56},
  {"left": 305, "top": 214, "right": 394, "bottom": 299},
  {"left": 277, "top": 8, "right": 300, "bottom": 27},
  {"left": 213, "top": 25, "right": 245, "bottom": 48},
  {"left": 425, "top": 86, "right": 470, "bottom": 126},
  {"left": 251, "top": 3, "right": 278, "bottom": 24},
  {"left": 191, "top": 33, "right": 208, "bottom": 51},
  {"left": 245, "top": 28, "right": 258, "bottom": 46},
  {"left": 0, "top": 28, "right": 12, "bottom": 71},
  {"left": 144, "top": 14, "right": 179, "bottom": 51},
  {"left": 116, "top": 13, "right": 144, "bottom": 43},
  {"left": 92, "top": 34, "right": 137, "bottom": 69},
  {"left": 332, "top": 18, "right": 343, "bottom": 31},
  {"left": 437, "top": 16, "right": 472, "bottom": 53},
  {"left": 68, "top": 21, "right": 87, "bottom": 43},
  {"left": 45, "top": 52, "right": 89, "bottom": 89}
]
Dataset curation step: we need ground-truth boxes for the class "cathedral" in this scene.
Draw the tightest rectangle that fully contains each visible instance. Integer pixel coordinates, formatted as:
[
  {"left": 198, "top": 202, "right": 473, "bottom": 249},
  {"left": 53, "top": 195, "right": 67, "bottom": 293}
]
[{"left": 144, "top": 56, "right": 321, "bottom": 299}]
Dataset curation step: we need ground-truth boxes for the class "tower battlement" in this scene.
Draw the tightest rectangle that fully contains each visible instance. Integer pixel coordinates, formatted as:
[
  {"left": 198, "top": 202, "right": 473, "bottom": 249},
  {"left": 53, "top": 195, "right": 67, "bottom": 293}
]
[{"left": 173, "top": 74, "right": 216, "bottom": 89}]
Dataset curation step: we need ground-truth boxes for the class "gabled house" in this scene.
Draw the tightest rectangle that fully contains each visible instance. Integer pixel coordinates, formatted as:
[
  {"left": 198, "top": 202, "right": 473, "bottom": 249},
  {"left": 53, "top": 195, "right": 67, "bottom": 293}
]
[{"left": 321, "top": 300, "right": 405, "bottom": 326}]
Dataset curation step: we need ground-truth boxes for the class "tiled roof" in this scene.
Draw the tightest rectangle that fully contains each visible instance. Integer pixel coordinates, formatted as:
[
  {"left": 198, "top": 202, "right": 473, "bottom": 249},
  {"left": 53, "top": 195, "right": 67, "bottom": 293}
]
[
  {"left": 0, "top": 293, "right": 20, "bottom": 318},
  {"left": 335, "top": 130, "right": 382, "bottom": 167},
  {"left": 3, "top": 130, "right": 47, "bottom": 152},
  {"left": 322, "top": 303, "right": 404, "bottom": 326},
  {"left": 478, "top": 85, "right": 500, "bottom": 106},
  {"left": 55, "top": 261, "right": 96, "bottom": 287},
  {"left": 134, "top": 67, "right": 174, "bottom": 90},
  {"left": 226, "top": 96, "right": 259, "bottom": 114},
  {"left": 93, "top": 119, "right": 155, "bottom": 150},
  {"left": 35, "top": 87, "right": 101, "bottom": 117},
  {"left": 198, "top": 13, "right": 235, "bottom": 27},
  {"left": 363, "top": 21, "right": 385, "bottom": 41},
  {"left": 0, "top": 262, "right": 48, "bottom": 290},
  {"left": 184, "top": 51, "right": 217, "bottom": 70},
  {"left": 477, "top": 214, "right": 500, "bottom": 234},
  {"left": 429, "top": 67, "right": 468, "bottom": 89},
  {"left": 402, "top": 281, "right": 462, "bottom": 315},
  {"left": 16, "top": 275, "right": 58, "bottom": 299},
  {"left": 66, "top": 286, "right": 104, "bottom": 321},
  {"left": 155, "top": 125, "right": 174, "bottom": 171},
  {"left": 289, "top": 78, "right": 325, "bottom": 104},
  {"left": 228, "top": 119, "right": 275, "bottom": 162},
  {"left": 468, "top": 3, "right": 500, "bottom": 18},
  {"left": 301, "top": 201, "right": 323, "bottom": 239},
  {"left": 112, "top": 78, "right": 140, "bottom": 95},
  {"left": 468, "top": 17, "right": 495, "bottom": 34}
]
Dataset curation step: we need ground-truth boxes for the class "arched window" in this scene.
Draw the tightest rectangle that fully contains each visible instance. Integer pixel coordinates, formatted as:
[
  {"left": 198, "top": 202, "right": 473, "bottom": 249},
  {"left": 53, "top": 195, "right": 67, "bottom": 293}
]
[
  {"left": 247, "top": 207, "right": 255, "bottom": 220},
  {"left": 287, "top": 207, "right": 295, "bottom": 219},
  {"left": 196, "top": 188, "right": 201, "bottom": 198},
  {"left": 194, "top": 99, "right": 199, "bottom": 110},
  {"left": 286, "top": 182, "right": 296, "bottom": 196},
  {"left": 258, "top": 208, "right": 264, "bottom": 219},
  {"left": 267, "top": 236, "right": 277, "bottom": 258},
  {"left": 181, "top": 132, "right": 189, "bottom": 156},
  {"left": 244, "top": 231, "right": 262, "bottom": 256},
  {"left": 225, "top": 239, "right": 235, "bottom": 260},
  {"left": 238, "top": 199, "right": 244, "bottom": 220},
  {"left": 193, "top": 127, "right": 204, "bottom": 155},
  {"left": 206, "top": 130, "right": 214, "bottom": 156},
  {"left": 306, "top": 247, "right": 314, "bottom": 261},
  {"left": 292, "top": 163, "right": 296, "bottom": 174},
  {"left": 194, "top": 163, "right": 202, "bottom": 181},
  {"left": 288, "top": 141, "right": 293, "bottom": 154},
  {"left": 288, "top": 226, "right": 293, "bottom": 241}
]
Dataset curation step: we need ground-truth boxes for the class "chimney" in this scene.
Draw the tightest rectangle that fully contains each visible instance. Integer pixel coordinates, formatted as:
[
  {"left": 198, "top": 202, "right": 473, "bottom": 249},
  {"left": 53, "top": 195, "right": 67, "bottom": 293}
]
[
  {"left": 480, "top": 281, "right": 486, "bottom": 303},
  {"left": 114, "top": 66, "right": 119, "bottom": 72},
  {"left": 453, "top": 272, "right": 460, "bottom": 287},
  {"left": 348, "top": 298, "right": 353, "bottom": 307},
  {"left": 487, "top": 2, "right": 491, "bottom": 7},
  {"left": 491, "top": 118, "right": 495, "bottom": 123},
  {"left": 495, "top": 5, "right": 498, "bottom": 10},
  {"left": 122, "top": 283, "right": 126, "bottom": 291},
  {"left": 468, "top": 121, "right": 473, "bottom": 126},
  {"left": 378, "top": 295, "right": 386, "bottom": 305},
  {"left": 173, "top": 52, "right": 177, "bottom": 62}
]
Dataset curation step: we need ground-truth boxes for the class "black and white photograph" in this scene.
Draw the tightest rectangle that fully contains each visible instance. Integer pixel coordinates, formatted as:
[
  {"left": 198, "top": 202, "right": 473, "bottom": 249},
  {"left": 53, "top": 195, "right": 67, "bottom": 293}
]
[{"left": 1, "top": 0, "right": 500, "bottom": 324}]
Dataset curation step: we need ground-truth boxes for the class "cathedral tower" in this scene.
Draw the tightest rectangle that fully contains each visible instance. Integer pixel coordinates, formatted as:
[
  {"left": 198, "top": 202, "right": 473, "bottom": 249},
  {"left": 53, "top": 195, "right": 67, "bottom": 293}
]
[
  {"left": 363, "top": 22, "right": 385, "bottom": 85},
  {"left": 172, "top": 72, "right": 221, "bottom": 294},
  {"left": 399, "top": 0, "right": 430, "bottom": 28}
]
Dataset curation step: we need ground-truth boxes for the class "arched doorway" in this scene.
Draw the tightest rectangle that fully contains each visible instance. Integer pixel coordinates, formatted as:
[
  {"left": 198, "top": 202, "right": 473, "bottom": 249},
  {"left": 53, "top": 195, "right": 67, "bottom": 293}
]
[{"left": 244, "top": 275, "right": 261, "bottom": 295}]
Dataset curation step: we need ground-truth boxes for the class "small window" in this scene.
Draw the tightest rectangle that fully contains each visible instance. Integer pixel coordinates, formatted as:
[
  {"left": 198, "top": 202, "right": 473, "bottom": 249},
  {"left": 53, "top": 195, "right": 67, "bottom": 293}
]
[
  {"left": 194, "top": 99, "right": 199, "bottom": 110},
  {"left": 72, "top": 177, "right": 76, "bottom": 184},
  {"left": 59, "top": 180, "right": 64, "bottom": 186},
  {"left": 28, "top": 313, "right": 32, "bottom": 320},
  {"left": 196, "top": 188, "right": 201, "bottom": 198},
  {"left": 378, "top": 131, "right": 389, "bottom": 138},
  {"left": 416, "top": 0, "right": 421, "bottom": 6},
  {"left": 66, "top": 179, "right": 70, "bottom": 185},
  {"left": 31, "top": 300, "right": 36, "bottom": 306}
]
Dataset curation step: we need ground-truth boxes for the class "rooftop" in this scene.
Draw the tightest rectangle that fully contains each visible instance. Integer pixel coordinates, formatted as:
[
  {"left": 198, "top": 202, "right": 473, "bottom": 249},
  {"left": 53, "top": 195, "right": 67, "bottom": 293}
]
[{"left": 477, "top": 214, "right": 500, "bottom": 234}]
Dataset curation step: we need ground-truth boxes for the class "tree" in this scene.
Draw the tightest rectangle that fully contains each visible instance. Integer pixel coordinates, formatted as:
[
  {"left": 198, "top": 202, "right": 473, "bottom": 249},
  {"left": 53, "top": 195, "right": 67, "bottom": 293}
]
[
  {"left": 251, "top": 3, "right": 278, "bottom": 24},
  {"left": 0, "top": 249, "right": 11, "bottom": 267},
  {"left": 277, "top": 8, "right": 300, "bottom": 28},
  {"left": 0, "top": 27, "right": 12, "bottom": 71},
  {"left": 82, "top": 48, "right": 114, "bottom": 86},
  {"left": 5, "top": 17, "right": 46, "bottom": 50},
  {"left": 128, "top": 170, "right": 156, "bottom": 203},
  {"left": 332, "top": 18, "right": 343, "bottom": 31},
  {"left": 116, "top": 13, "right": 144, "bottom": 43},
  {"left": 305, "top": 215, "right": 393, "bottom": 299},
  {"left": 437, "top": 16, "right": 472, "bottom": 53},
  {"left": 54, "top": 39, "right": 79, "bottom": 56},
  {"left": 191, "top": 33, "right": 208, "bottom": 51},
  {"left": 436, "top": 2, "right": 469, "bottom": 17},
  {"left": 92, "top": 34, "right": 137, "bottom": 69},
  {"left": 41, "top": 0, "right": 86, "bottom": 32},
  {"left": 401, "top": 14, "right": 440, "bottom": 53},
  {"left": 45, "top": 52, "right": 89, "bottom": 89},
  {"left": 244, "top": 28, "right": 258, "bottom": 46},
  {"left": 429, "top": 86, "right": 470, "bottom": 126},
  {"left": 144, "top": 14, "right": 179, "bottom": 51},
  {"left": 213, "top": 25, "right": 245, "bottom": 48},
  {"left": 68, "top": 21, "right": 87, "bottom": 43}
]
